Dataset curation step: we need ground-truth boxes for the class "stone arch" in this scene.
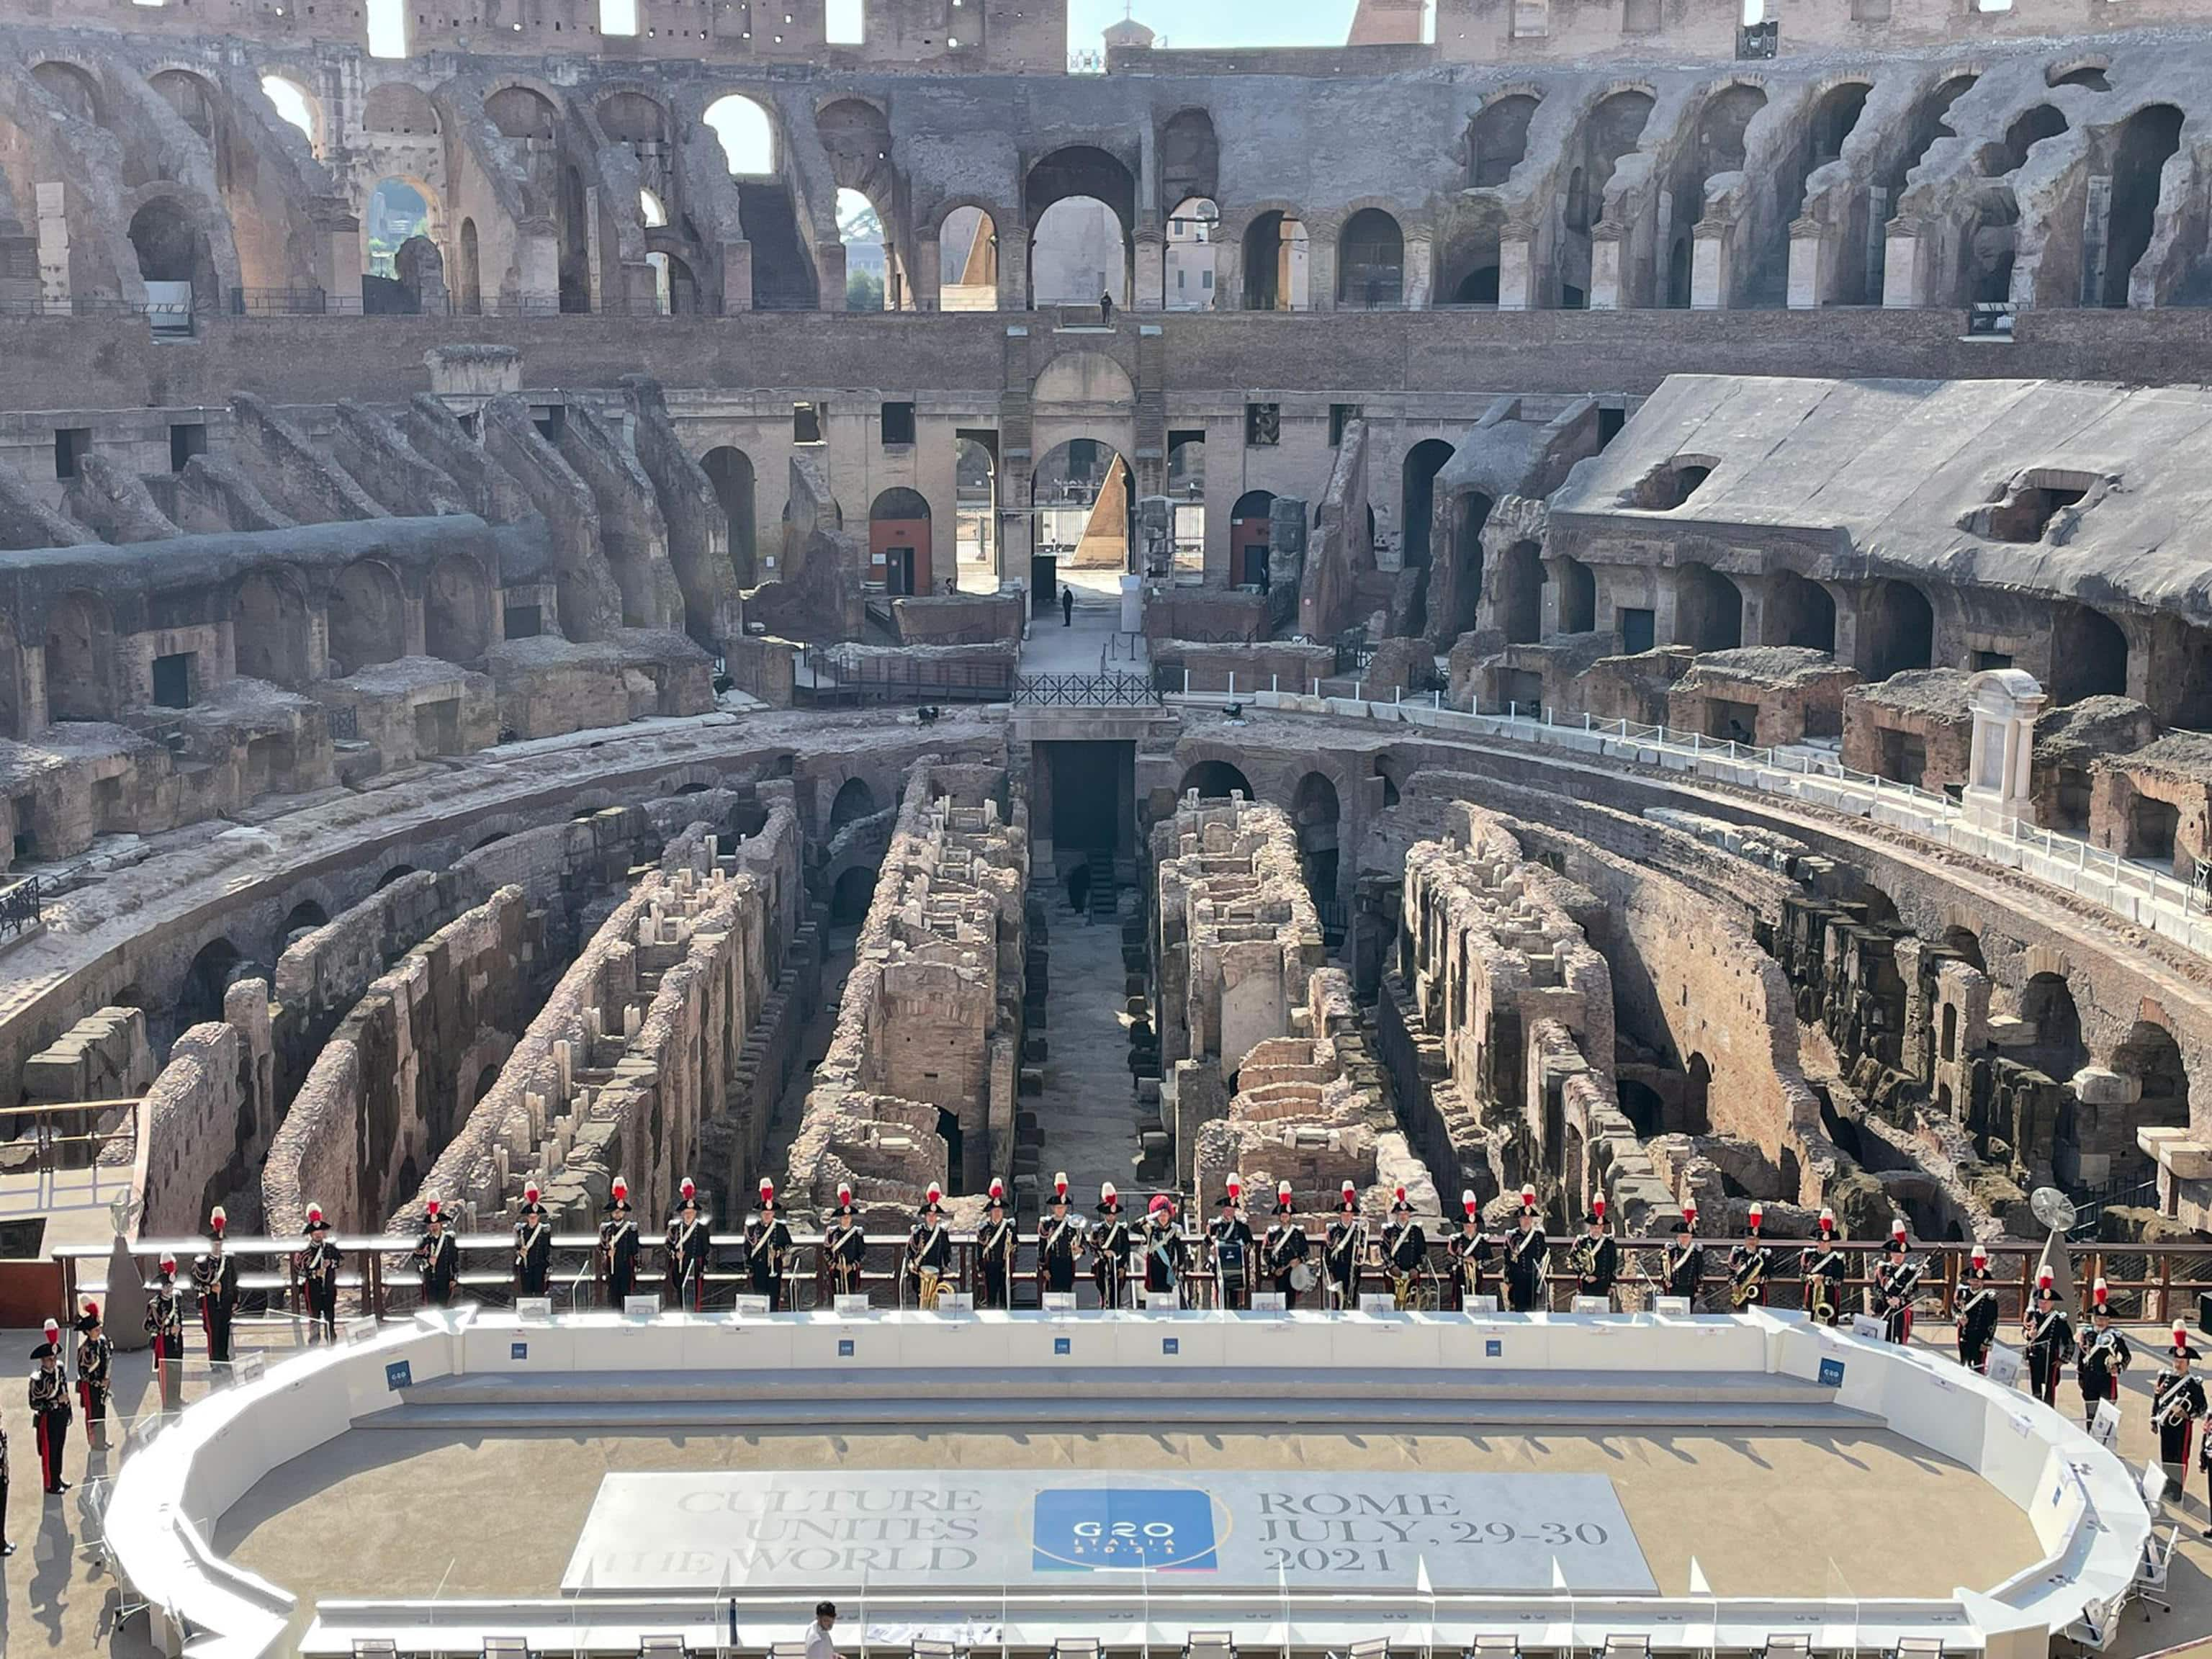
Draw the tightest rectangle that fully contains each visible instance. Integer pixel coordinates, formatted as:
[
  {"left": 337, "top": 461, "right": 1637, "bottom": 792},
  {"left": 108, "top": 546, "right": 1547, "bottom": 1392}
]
[
  {"left": 1440, "top": 217, "right": 1503, "bottom": 305},
  {"left": 1444, "top": 492, "right": 1496, "bottom": 640},
  {"left": 1336, "top": 206, "right": 1405, "bottom": 307},
  {"left": 1768, "top": 570, "right": 1837, "bottom": 655},
  {"left": 1179, "top": 760, "right": 1253, "bottom": 800},
  {"left": 1291, "top": 770, "right": 1341, "bottom": 910},
  {"left": 1863, "top": 580, "right": 1934, "bottom": 680},
  {"left": 2019, "top": 972, "right": 2087, "bottom": 1076},
  {"left": 1401, "top": 440, "right": 1455, "bottom": 570},
  {"left": 179, "top": 936, "right": 248, "bottom": 1030},
  {"left": 830, "top": 865, "right": 874, "bottom": 925},
  {"left": 598, "top": 88, "right": 669, "bottom": 145},
  {"left": 1164, "top": 195, "right": 1218, "bottom": 311},
  {"left": 1159, "top": 107, "right": 1218, "bottom": 208},
  {"left": 2110, "top": 1019, "right": 2189, "bottom": 1132},
  {"left": 1033, "top": 350, "right": 1136, "bottom": 409},
  {"left": 1565, "top": 87, "right": 1655, "bottom": 237},
  {"left": 30, "top": 60, "right": 104, "bottom": 125},
  {"left": 937, "top": 202, "right": 1001, "bottom": 310},
  {"left": 1674, "top": 562, "right": 1742, "bottom": 652},
  {"left": 425, "top": 554, "right": 493, "bottom": 662},
  {"left": 2102, "top": 103, "right": 2184, "bottom": 307},
  {"left": 259, "top": 73, "right": 320, "bottom": 155},
  {"left": 829, "top": 775, "right": 877, "bottom": 831},
  {"left": 702, "top": 446, "right": 756, "bottom": 584},
  {"left": 1496, "top": 539, "right": 1545, "bottom": 644},
  {"left": 363, "top": 81, "right": 439, "bottom": 136},
  {"left": 44, "top": 590, "right": 118, "bottom": 723},
  {"left": 230, "top": 567, "right": 314, "bottom": 686},
  {"left": 1557, "top": 557, "right": 1596, "bottom": 634},
  {"left": 364, "top": 174, "right": 436, "bottom": 282},
  {"left": 1869, "top": 73, "right": 1978, "bottom": 304},
  {"left": 1025, "top": 144, "right": 1137, "bottom": 308},
  {"left": 2049, "top": 603, "right": 2129, "bottom": 705},
  {"left": 278, "top": 899, "right": 328, "bottom": 963},
  {"left": 485, "top": 84, "right": 559, "bottom": 140},
  {"left": 127, "top": 193, "right": 215, "bottom": 292},
  {"left": 148, "top": 68, "right": 221, "bottom": 141},
  {"left": 704, "top": 93, "right": 778, "bottom": 175},
  {"left": 1230, "top": 488, "right": 1277, "bottom": 588},
  {"left": 1032, "top": 439, "right": 1133, "bottom": 573},
  {"left": 374, "top": 862, "right": 418, "bottom": 890},
  {"left": 1467, "top": 92, "right": 1542, "bottom": 189},
  {"left": 1238, "top": 207, "right": 1310, "bottom": 311},
  {"left": 327, "top": 559, "right": 408, "bottom": 675},
  {"left": 870, "top": 486, "right": 932, "bottom": 596},
  {"left": 1662, "top": 81, "right": 1768, "bottom": 307}
]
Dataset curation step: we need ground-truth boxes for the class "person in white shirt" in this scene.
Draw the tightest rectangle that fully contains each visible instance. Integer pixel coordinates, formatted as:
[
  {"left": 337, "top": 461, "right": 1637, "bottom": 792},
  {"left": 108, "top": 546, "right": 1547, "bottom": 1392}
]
[{"left": 805, "top": 1601, "right": 842, "bottom": 1659}]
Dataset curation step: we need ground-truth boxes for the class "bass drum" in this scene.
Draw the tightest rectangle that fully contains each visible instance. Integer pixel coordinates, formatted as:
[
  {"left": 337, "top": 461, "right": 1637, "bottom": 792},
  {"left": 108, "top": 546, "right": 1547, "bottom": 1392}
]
[{"left": 1289, "top": 1261, "right": 1318, "bottom": 1293}]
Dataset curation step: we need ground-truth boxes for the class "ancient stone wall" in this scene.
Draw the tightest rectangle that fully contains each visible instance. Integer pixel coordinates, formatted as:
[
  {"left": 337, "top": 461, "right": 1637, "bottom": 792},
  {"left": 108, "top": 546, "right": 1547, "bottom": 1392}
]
[
  {"left": 786, "top": 760, "right": 1027, "bottom": 1223},
  {"left": 135, "top": 978, "right": 276, "bottom": 1234}
]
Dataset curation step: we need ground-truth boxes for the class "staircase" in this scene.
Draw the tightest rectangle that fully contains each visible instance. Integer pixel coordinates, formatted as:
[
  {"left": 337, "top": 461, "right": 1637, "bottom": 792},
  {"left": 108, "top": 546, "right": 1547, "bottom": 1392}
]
[
  {"left": 1085, "top": 849, "right": 1117, "bottom": 922},
  {"left": 736, "top": 181, "right": 817, "bottom": 310}
]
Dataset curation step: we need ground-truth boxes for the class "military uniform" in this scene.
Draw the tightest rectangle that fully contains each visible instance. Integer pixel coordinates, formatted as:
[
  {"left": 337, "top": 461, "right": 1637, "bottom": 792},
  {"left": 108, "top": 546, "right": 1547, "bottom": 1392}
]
[
  {"left": 1726, "top": 1205, "right": 1769, "bottom": 1310},
  {"left": 146, "top": 1256, "right": 186, "bottom": 1411},
  {"left": 1261, "top": 1184, "right": 1309, "bottom": 1306},
  {"left": 1208, "top": 1179, "right": 1254, "bottom": 1310},
  {"left": 1037, "top": 1176, "right": 1084, "bottom": 1297},
  {"left": 1141, "top": 1198, "right": 1188, "bottom": 1307},
  {"left": 302, "top": 1205, "right": 342, "bottom": 1340},
  {"left": 1801, "top": 1211, "right": 1846, "bottom": 1326},
  {"left": 1956, "top": 1252, "right": 2001, "bottom": 1372},
  {"left": 415, "top": 1204, "right": 461, "bottom": 1308},
  {"left": 825, "top": 1185, "right": 868, "bottom": 1302},
  {"left": 1875, "top": 1228, "right": 1922, "bottom": 1344},
  {"left": 1663, "top": 1214, "right": 1705, "bottom": 1306},
  {"left": 1447, "top": 1190, "right": 1494, "bottom": 1309},
  {"left": 73, "top": 1304, "right": 111, "bottom": 1451},
  {"left": 193, "top": 1208, "right": 241, "bottom": 1364},
  {"left": 599, "top": 1179, "right": 641, "bottom": 1305},
  {"left": 2150, "top": 1335, "right": 2206, "bottom": 1514},
  {"left": 1503, "top": 1188, "right": 1547, "bottom": 1313},
  {"left": 1573, "top": 1204, "right": 1618, "bottom": 1308},
  {"left": 1382, "top": 1187, "right": 1429, "bottom": 1309},
  {"left": 904, "top": 1187, "right": 953, "bottom": 1308},
  {"left": 29, "top": 1325, "right": 71, "bottom": 1494},
  {"left": 976, "top": 1180, "right": 1018, "bottom": 1309},
  {"left": 2076, "top": 1298, "right": 2132, "bottom": 1431},
  {"left": 2023, "top": 1286, "right": 2073, "bottom": 1407},
  {"left": 0, "top": 1408, "right": 12, "bottom": 1555},
  {"left": 514, "top": 1188, "right": 554, "bottom": 1298},
  {"left": 1089, "top": 1184, "right": 1130, "bottom": 1310},
  {"left": 744, "top": 1180, "right": 793, "bottom": 1310},
  {"left": 666, "top": 1183, "right": 712, "bottom": 1310},
  {"left": 1323, "top": 1184, "right": 1367, "bottom": 1310}
]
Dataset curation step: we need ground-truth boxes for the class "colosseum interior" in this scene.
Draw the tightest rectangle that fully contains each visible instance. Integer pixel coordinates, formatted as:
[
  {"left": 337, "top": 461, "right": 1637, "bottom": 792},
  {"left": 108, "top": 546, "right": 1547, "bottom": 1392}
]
[{"left": 5, "top": 0, "right": 2212, "bottom": 1625}]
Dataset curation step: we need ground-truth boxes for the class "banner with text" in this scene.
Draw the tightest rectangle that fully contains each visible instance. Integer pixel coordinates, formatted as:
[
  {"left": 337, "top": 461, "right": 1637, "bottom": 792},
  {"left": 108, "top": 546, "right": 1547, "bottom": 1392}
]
[{"left": 564, "top": 1470, "right": 1654, "bottom": 1594}]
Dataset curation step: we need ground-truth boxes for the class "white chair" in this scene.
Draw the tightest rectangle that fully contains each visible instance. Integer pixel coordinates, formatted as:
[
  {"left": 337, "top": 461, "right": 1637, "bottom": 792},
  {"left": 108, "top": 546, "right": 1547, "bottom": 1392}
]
[
  {"left": 1054, "top": 1640, "right": 1102, "bottom": 1659},
  {"left": 640, "top": 1639, "right": 689, "bottom": 1658},
  {"left": 351, "top": 1645, "right": 397, "bottom": 1659},
  {"left": 1466, "top": 1636, "right": 1521, "bottom": 1659},
  {"left": 1758, "top": 1637, "right": 1812, "bottom": 1659},
  {"left": 1185, "top": 1631, "right": 1234, "bottom": 1659},
  {"left": 771, "top": 1643, "right": 811, "bottom": 1659},
  {"left": 1893, "top": 1640, "right": 1943, "bottom": 1659},
  {"left": 912, "top": 1641, "right": 959, "bottom": 1659},
  {"left": 1600, "top": 1638, "right": 1650, "bottom": 1659},
  {"left": 1347, "top": 1639, "right": 1391, "bottom": 1659},
  {"left": 483, "top": 1642, "right": 529, "bottom": 1659},
  {"left": 2136, "top": 1524, "right": 2180, "bottom": 1615}
]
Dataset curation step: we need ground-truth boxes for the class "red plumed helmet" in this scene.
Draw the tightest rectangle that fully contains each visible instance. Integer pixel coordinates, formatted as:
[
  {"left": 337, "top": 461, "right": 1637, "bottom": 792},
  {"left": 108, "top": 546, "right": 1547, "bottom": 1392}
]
[
  {"left": 989, "top": 1177, "right": 1005, "bottom": 1200},
  {"left": 1054, "top": 1172, "right": 1069, "bottom": 1197},
  {"left": 2093, "top": 1277, "right": 2109, "bottom": 1306},
  {"left": 612, "top": 1177, "right": 629, "bottom": 1202},
  {"left": 160, "top": 1252, "right": 176, "bottom": 1272},
  {"left": 1228, "top": 1175, "right": 1243, "bottom": 1200},
  {"left": 1462, "top": 1188, "right": 1478, "bottom": 1217},
  {"left": 524, "top": 1182, "right": 540, "bottom": 1202},
  {"left": 1342, "top": 1180, "right": 1357, "bottom": 1200},
  {"left": 927, "top": 1181, "right": 944, "bottom": 1202},
  {"left": 1683, "top": 1198, "right": 1699, "bottom": 1219},
  {"left": 425, "top": 1199, "right": 441, "bottom": 1218},
  {"left": 1394, "top": 1184, "right": 1408, "bottom": 1203},
  {"left": 82, "top": 1300, "right": 98, "bottom": 1319},
  {"left": 42, "top": 1318, "right": 57, "bottom": 1339},
  {"left": 1748, "top": 1202, "right": 1764, "bottom": 1225},
  {"left": 1818, "top": 1208, "right": 1835, "bottom": 1233},
  {"left": 1891, "top": 1217, "right": 1907, "bottom": 1240},
  {"left": 2038, "top": 1268, "right": 2054, "bottom": 1290},
  {"left": 680, "top": 1177, "right": 696, "bottom": 1200},
  {"left": 306, "top": 1203, "right": 324, "bottom": 1224},
  {"left": 1150, "top": 1193, "right": 1172, "bottom": 1215},
  {"left": 2176, "top": 1318, "right": 2191, "bottom": 1345},
  {"left": 1592, "top": 1195, "right": 1606, "bottom": 1219},
  {"left": 209, "top": 1205, "right": 228, "bottom": 1235},
  {"left": 837, "top": 1182, "right": 853, "bottom": 1203},
  {"left": 759, "top": 1178, "right": 775, "bottom": 1207},
  {"left": 1277, "top": 1179, "right": 1293, "bottom": 1200},
  {"left": 1521, "top": 1184, "right": 1537, "bottom": 1206}
]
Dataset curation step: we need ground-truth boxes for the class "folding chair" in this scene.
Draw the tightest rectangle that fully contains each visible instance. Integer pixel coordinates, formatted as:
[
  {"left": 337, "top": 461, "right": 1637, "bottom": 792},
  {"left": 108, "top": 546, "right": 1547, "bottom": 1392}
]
[
  {"left": 912, "top": 1640, "right": 960, "bottom": 1659},
  {"left": 1758, "top": 1637, "right": 1812, "bottom": 1659},
  {"left": 1185, "top": 1632, "right": 1234, "bottom": 1659},
  {"left": 1053, "top": 1640, "right": 1102, "bottom": 1659},
  {"left": 1347, "top": 1640, "right": 1391, "bottom": 1659},
  {"left": 483, "top": 1642, "right": 530, "bottom": 1659},
  {"left": 1466, "top": 1636, "right": 1521, "bottom": 1659}
]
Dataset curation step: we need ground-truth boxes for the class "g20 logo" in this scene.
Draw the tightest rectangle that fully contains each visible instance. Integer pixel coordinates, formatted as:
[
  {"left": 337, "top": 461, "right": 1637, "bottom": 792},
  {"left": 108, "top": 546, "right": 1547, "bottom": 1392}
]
[{"left": 1032, "top": 1488, "right": 1219, "bottom": 1572}]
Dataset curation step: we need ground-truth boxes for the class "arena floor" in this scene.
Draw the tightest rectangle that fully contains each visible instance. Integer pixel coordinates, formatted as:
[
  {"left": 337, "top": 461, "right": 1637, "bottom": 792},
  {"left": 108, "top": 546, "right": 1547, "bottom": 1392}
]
[{"left": 213, "top": 1425, "right": 2036, "bottom": 1604}]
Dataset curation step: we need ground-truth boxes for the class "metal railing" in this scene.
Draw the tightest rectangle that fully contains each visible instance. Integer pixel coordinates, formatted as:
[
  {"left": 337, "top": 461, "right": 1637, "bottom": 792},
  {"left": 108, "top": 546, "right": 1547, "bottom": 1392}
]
[
  {"left": 45, "top": 1231, "right": 2212, "bottom": 1331},
  {"left": 323, "top": 703, "right": 361, "bottom": 742},
  {"left": 1177, "top": 684, "right": 2212, "bottom": 957},
  {"left": 1013, "top": 672, "right": 1161, "bottom": 708},
  {"left": 0, "top": 873, "right": 41, "bottom": 941}
]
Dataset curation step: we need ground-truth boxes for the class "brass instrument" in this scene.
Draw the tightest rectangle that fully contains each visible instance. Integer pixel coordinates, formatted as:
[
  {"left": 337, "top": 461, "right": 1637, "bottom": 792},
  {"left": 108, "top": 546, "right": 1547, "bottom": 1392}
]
[
  {"left": 2157, "top": 1377, "right": 2198, "bottom": 1431},
  {"left": 918, "top": 1267, "right": 944, "bottom": 1309},
  {"left": 1567, "top": 1236, "right": 1601, "bottom": 1280},
  {"left": 1391, "top": 1269, "right": 1413, "bottom": 1310},
  {"left": 1727, "top": 1252, "right": 1766, "bottom": 1309}
]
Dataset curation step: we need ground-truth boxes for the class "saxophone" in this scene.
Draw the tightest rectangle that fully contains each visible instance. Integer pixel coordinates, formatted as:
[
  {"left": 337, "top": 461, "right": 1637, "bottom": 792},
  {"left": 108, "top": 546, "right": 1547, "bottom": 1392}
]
[
  {"left": 1568, "top": 1235, "right": 1601, "bottom": 1281},
  {"left": 1728, "top": 1249, "right": 1766, "bottom": 1309}
]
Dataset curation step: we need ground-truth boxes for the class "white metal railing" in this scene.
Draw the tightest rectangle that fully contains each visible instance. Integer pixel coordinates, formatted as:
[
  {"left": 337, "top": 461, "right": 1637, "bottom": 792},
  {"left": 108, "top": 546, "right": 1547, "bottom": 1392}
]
[{"left": 1172, "top": 678, "right": 2212, "bottom": 958}]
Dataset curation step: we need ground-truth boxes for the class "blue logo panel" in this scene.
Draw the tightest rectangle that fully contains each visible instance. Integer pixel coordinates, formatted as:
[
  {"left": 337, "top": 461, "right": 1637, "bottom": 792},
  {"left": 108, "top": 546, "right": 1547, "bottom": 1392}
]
[
  {"left": 1032, "top": 1488, "right": 1218, "bottom": 1573},
  {"left": 385, "top": 1359, "right": 413, "bottom": 1390},
  {"left": 1818, "top": 1357, "right": 1845, "bottom": 1388}
]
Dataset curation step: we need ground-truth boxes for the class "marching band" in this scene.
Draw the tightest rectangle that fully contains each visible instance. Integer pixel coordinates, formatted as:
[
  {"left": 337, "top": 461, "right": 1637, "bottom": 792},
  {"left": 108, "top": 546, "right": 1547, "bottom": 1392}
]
[{"left": 13, "top": 1177, "right": 2212, "bottom": 1529}]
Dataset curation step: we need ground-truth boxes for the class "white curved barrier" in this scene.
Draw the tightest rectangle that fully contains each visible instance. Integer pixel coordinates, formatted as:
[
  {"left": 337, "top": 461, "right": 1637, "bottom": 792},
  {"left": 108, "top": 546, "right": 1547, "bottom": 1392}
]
[{"left": 107, "top": 1307, "right": 2147, "bottom": 1659}]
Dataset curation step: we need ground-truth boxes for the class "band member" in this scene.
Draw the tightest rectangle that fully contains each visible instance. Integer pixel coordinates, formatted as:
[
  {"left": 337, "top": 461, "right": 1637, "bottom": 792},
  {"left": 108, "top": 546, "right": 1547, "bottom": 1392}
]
[
  {"left": 826, "top": 1183, "right": 868, "bottom": 1302},
  {"left": 598, "top": 1177, "right": 640, "bottom": 1305},
  {"left": 1664, "top": 1205, "right": 1704, "bottom": 1307},
  {"left": 744, "top": 1178, "right": 793, "bottom": 1310},
  {"left": 0, "top": 1403, "right": 12, "bottom": 1555},
  {"left": 514, "top": 1183, "right": 553, "bottom": 1298},
  {"left": 72, "top": 1302, "right": 110, "bottom": 1452},
  {"left": 2022, "top": 1272, "right": 2072, "bottom": 1407},
  {"left": 1323, "top": 1181, "right": 1366, "bottom": 1310},
  {"left": 1447, "top": 1190, "right": 1494, "bottom": 1309},
  {"left": 147, "top": 1253, "right": 186, "bottom": 1411},
  {"left": 976, "top": 1179, "right": 1018, "bottom": 1308},
  {"left": 1800, "top": 1209, "right": 1847, "bottom": 1327},
  {"left": 2151, "top": 1324, "right": 2205, "bottom": 1520},
  {"left": 1262, "top": 1181, "right": 1310, "bottom": 1307},
  {"left": 1089, "top": 1183, "right": 1131, "bottom": 1310},
  {"left": 667, "top": 1179, "right": 712, "bottom": 1310},
  {"left": 1143, "top": 1194, "right": 1189, "bottom": 1307},
  {"left": 1384, "top": 1186, "right": 1431, "bottom": 1310},
  {"left": 1209, "top": 1176, "right": 1254, "bottom": 1310},
  {"left": 1727, "top": 1202, "right": 1769, "bottom": 1310},
  {"left": 1573, "top": 1197, "right": 1619, "bottom": 1309},
  {"left": 194, "top": 1207, "right": 240, "bottom": 1364},
  {"left": 414, "top": 1199, "right": 461, "bottom": 1308},
  {"left": 904, "top": 1184, "right": 953, "bottom": 1308},
  {"left": 1038, "top": 1174, "right": 1084, "bottom": 1298},
  {"left": 1876, "top": 1220, "right": 1922, "bottom": 1344},
  {"left": 2075, "top": 1280, "right": 2131, "bottom": 1433},
  {"left": 1504, "top": 1186, "right": 1548, "bottom": 1313},
  {"left": 302, "top": 1204, "right": 341, "bottom": 1340},
  {"left": 1956, "top": 1243, "right": 2001, "bottom": 1372},
  {"left": 30, "top": 1323, "right": 70, "bottom": 1495}
]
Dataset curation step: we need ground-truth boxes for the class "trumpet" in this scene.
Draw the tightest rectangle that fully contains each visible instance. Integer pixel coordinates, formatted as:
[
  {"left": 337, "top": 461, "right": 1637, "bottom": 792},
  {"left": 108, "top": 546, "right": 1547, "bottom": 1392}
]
[{"left": 2159, "top": 1383, "right": 2195, "bottom": 1430}]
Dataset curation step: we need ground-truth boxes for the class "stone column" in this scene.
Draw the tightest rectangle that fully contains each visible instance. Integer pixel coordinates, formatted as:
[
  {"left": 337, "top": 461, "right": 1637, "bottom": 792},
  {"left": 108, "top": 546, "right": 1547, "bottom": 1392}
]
[
  {"left": 817, "top": 240, "right": 848, "bottom": 311},
  {"left": 1961, "top": 668, "right": 2046, "bottom": 830},
  {"left": 913, "top": 229, "right": 941, "bottom": 311},
  {"left": 1690, "top": 215, "right": 1734, "bottom": 310},
  {"left": 1882, "top": 217, "right": 1933, "bottom": 310},
  {"left": 998, "top": 218, "right": 1029, "bottom": 311},
  {"left": 1787, "top": 217, "right": 1833, "bottom": 309},
  {"left": 1588, "top": 223, "right": 1627, "bottom": 309},
  {"left": 35, "top": 183, "right": 70, "bottom": 313},
  {"left": 1498, "top": 231, "right": 1538, "bottom": 310},
  {"left": 1403, "top": 230, "right": 1434, "bottom": 309},
  {"left": 1133, "top": 212, "right": 1164, "bottom": 310},
  {"left": 721, "top": 241, "right": 753, "bottom": 313},
  {"left": 1308, "top": 234, "right": 1336, "bottom": 312}
]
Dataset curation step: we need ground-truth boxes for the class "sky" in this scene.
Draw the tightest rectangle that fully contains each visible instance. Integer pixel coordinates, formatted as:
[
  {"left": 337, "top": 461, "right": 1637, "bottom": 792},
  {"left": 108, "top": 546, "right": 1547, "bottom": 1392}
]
[{"left": 1066, "top": 0, "right": 1429, "bottom": 52}]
